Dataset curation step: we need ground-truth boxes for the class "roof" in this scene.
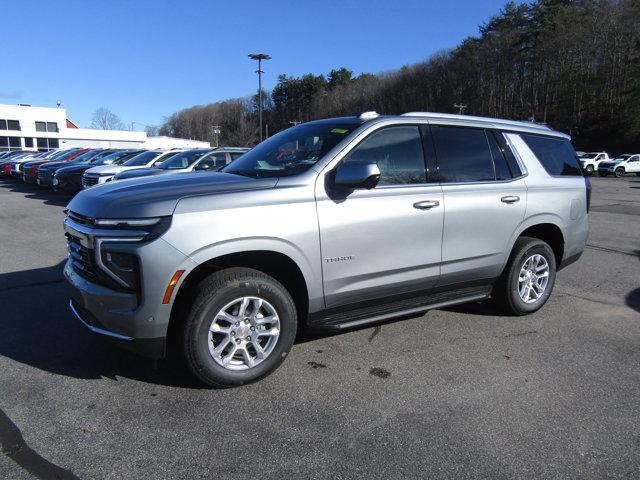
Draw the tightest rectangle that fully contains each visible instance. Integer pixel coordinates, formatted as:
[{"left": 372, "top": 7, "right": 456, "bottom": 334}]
[{"left": 306, "top": 111, "right": 570, "bottom": 139}]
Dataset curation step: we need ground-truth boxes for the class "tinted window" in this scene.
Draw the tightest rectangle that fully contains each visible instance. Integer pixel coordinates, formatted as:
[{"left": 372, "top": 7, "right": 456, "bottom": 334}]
[
  {"left": 230, "top": 152, "right": 245, "bottom": 161},
  {"left": 8, "top": 137, "right": 21, "bottom": 149},
  {"left": 342, "top": 126, "right": 426, "bottom": 186},
  {"left": 35, "top": 121, "right": 47, "bottom": 132},
  {"left": 493, "top": 131, "right": 522, "bottom": 177},
  {"left": 122, "top": 150, "right": 161, "bottom": 166},
  {"left": 201, "top": 152, "right": 228, "bottom": 167},
  {"left": 7, "top": 120, "right": 20, "bottom": 130},
  {"left": 486, "top": 131, "right": 511, "bottom": 180},
  {"left": 0, "top": 120, "right": 6, "bottom": 130},
  {"left": 431, "top": 126, "right": 495, "bottom": 182},
  {"left": 24, "top": 138, "right": 34, "bottom": 148},
  {"left": 520, "top": 134, "right": 582, "bottom": 176},
  {"left": 46, "top": 122, "right": 58, "bottom": 132}
]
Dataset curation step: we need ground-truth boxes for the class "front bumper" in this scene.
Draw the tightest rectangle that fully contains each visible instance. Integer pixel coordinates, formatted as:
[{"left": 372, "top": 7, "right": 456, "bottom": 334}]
[{"left": 63, "top": 231, "right": 196, "bottom": 359}]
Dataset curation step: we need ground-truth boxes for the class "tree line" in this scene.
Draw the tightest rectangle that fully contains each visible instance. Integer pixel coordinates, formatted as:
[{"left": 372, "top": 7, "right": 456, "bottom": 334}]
[{"left": 158, "top": 0, "right": 640, "bottom": 152}]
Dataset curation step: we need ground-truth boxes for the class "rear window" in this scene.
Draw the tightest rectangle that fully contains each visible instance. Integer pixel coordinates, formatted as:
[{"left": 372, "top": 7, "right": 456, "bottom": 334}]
[{"left": 520, "top": 134, "right": 582, "bottom": 176}]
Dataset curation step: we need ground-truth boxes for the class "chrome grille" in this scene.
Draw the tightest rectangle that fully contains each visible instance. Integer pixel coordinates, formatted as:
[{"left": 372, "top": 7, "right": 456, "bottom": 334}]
[
  {"left": 65, "top": 232, "right": 98, "bottom": 281},
  {"left": 82, "top": 174, "right": 99, "bottom": 188}
]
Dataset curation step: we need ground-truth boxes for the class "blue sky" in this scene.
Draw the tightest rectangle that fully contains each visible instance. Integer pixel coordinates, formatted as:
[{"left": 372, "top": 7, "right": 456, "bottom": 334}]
[{"left": 3, "top": 0, "right": 514, "bottom": 129}]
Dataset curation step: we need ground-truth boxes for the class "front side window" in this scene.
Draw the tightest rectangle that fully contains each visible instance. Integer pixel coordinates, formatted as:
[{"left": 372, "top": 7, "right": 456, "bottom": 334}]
[
  {"left": 159, "top": 150, "right": 209, "bottom": 170},
  {"left": 201, "top": 152, "right": 228, "bottom": 168},
  {"left": 341, "top": 126, "right": 426, "bottom": 186},
  {"left": 431, "top": 126, "right": 495, "bottom": 182},
  {"left": 223, "top": 123, "right": 357, "bottom": 178},
  {"left": 520, "top": 134, "right": 582, "bottom": 176}
]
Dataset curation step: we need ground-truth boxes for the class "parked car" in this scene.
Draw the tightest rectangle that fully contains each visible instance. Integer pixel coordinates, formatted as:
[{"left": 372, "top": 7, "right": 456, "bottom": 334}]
[
  {"left": 63, "top": 111, "right": 589, "bottom": 388},
  {"left": 579, "top": 152, "right": 610, "bottom": 174},
  {"left": 54, "top": 149, "right": 144, "bottom": 193},
  {"left": 22, "top": 148, "right": 91, "bottom": 184},
  {"left": 81, "top": 149, "right": 181, "bottom": 187},
  {"left": 110, "top": 149, "right": 215, "bottom": 181},
  {"left": 597, "top": 154, "right": 640, "bottom": 177},
  {"left": 37, "top": 149, "right": 118, "bottom": 187},
  {"left": 10, "top": 149, "right": 80, "bottom": 178}
]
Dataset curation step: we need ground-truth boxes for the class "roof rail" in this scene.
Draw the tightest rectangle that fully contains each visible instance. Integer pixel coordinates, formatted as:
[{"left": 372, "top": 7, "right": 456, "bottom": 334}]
[
  {"left": 401, "top": 112, "right": 553, "bottom": 132},
  {"left": 358, "top": 111, "right": 380, "bottom": 120}
]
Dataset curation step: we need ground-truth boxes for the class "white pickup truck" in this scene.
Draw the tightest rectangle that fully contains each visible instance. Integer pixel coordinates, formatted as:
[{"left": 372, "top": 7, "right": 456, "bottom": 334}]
[{"left": 578, "top": 152, "right": 610, "bottom": 174}]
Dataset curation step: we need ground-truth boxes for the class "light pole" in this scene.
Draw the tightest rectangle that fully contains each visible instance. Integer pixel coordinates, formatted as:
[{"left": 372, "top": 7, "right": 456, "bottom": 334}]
[{"left": 249, "top": 53, "right": 271, "bottom": 142}]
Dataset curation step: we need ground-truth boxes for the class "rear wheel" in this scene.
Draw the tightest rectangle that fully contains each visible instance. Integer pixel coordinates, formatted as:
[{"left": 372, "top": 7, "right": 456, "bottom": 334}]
[
  {"left": 182, "top": 268, "right": 297, "bottom": 388},
  {"left": 585, "top": 165, "right": 594, "bottom": 175},
  {"left": 615, "top": 167, "right": 625, "bottom": 178},
  {"left": 493, "top": 237, "right": 557, "bottom": 315}
]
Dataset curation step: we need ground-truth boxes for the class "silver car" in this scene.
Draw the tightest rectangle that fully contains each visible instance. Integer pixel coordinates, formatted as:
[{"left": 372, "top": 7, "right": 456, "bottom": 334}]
[{"left": 63, "top": 112, "right": 589, "bottom": 387}]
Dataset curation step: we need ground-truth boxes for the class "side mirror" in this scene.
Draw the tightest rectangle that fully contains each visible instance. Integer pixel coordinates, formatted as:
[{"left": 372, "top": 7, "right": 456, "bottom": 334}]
[
  {"left": 195, "top": 163, "right": 211, "bottom": 171},
  {"left": 334, "top": 162, "right": 381, "bottom": 189}
]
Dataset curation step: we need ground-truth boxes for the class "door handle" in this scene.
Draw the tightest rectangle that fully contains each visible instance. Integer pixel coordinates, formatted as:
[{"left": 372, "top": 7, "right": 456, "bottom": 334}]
[
  {"left": 413, "top": 200, "right": 440, "bottom": 210},
  {"left": 501, "top": 195, "right": 520, "bottom": 204}
]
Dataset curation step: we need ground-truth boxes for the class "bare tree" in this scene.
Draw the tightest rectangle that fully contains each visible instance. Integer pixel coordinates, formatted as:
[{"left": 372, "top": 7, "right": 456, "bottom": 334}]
[
  {"left": 144, "top": 125, "right": 159, "bottom": 136},
  {"left": 90, "top": 107, "right": 125, "bottom": 130}
]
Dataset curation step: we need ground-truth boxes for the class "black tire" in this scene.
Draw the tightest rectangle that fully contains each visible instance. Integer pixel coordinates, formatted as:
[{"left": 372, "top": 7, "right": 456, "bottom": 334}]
[
  {"left": 182, "top": 267, "right": 297, "bottom": 388},
  {"left": 493, "top": 237, "right": 557, "bottom": 315},
  {"left": 585, "top": 165, "right": 594, "bottom": 175},
  {"left": 614, "top": 167, "right": 625, "bottom": 178},
  {"left": 599, "top": 172, "right": 607, "bottom": 177}
]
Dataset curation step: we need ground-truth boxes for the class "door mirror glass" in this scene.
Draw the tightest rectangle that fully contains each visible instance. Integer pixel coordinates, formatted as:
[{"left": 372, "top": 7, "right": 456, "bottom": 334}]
[
  {"left": 195, "top": 162, "right": 212, "bottom": 171},
  {"left": 334, "top": 162, "right": 381, "bottom": 189}
]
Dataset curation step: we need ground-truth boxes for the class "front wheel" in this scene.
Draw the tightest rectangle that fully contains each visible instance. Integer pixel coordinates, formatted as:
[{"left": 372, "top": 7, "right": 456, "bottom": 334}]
[
  {"left": 493, "top": 237, "right": 557, "bottom": 315},
  {"left": 615, "top": 167, "right": 625, "bottom": 178},
  {"left": 585, "top": 165, "right": 594, "bottom": 175},
  {"left": 182, "top": 268, "right": 297, "bottom": 388}
]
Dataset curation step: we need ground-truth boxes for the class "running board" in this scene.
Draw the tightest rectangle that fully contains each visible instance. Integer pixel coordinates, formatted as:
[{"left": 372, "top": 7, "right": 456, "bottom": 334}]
[{"left": 311, "top": 285, "right": 491, "bottom": 330}]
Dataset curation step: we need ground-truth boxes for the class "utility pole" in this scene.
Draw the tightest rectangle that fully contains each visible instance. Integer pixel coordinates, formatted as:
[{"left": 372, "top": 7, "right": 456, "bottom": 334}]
[
  {"left": 211, "top": 125, "right": 221, "bottom": 147},
  {"left": 249, "top": 53, "right": 271, "bottom": 142},
  {"left": 454, "top": 103, "right": 468, "bottom": 115}
]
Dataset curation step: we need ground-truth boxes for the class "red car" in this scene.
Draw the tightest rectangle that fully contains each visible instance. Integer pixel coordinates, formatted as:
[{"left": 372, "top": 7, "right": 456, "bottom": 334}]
[{"left": 22, "top": 148, "right": 91, "bottom": 184}]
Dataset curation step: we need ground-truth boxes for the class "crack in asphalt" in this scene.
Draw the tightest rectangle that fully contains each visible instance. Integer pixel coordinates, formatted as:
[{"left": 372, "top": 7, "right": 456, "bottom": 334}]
[
  {"left": 586, "top": 244, "right": 640, "bottom": 258},
  {"left": 0, "top": 407, "right": 81, "bottom": 479}
]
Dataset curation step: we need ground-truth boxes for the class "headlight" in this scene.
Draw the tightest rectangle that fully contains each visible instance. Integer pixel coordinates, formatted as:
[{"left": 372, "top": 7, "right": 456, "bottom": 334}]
[{"left": 98, "top": 247, "right": 140, "bottom": 290}]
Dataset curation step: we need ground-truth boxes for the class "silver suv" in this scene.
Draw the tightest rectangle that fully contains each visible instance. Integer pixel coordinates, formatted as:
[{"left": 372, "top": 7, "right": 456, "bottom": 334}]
[{"left": 63, "top": 112, "right": 589, "bottom": 387}]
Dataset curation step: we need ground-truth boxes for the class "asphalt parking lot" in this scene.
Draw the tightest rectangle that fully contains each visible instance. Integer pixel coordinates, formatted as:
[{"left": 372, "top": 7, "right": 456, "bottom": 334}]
[{"left": 0, "top": 176, "right": 638, "bottom": 480}]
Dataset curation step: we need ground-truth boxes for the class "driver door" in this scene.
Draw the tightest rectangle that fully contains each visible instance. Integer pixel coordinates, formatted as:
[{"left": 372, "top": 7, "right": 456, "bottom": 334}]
[{"left": 315, "top": 125, "right": 443, "bottom": 308}]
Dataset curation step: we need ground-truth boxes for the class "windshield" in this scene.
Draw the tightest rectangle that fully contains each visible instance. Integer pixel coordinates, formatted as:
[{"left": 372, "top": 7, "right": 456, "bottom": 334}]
[
  {"left": 123, "top": 150, "right": 162, "bottom": 167},
  {"left": 222, "top": 123, "right": 356, "bottom": 178},
  {"left": 69, "top": 150, "right": 101, "bottom": 163},
  {"left": 92, "top": 150, "right": 142, "bottom": 166},
  {"left": 159, "top": 150, "right": 210, "bottom": 170}
]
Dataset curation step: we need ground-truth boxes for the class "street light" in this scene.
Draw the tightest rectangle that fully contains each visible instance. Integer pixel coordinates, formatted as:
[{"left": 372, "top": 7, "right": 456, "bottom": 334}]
[{"left": 249, "top": 53, "right": 271, "bottom": 142}]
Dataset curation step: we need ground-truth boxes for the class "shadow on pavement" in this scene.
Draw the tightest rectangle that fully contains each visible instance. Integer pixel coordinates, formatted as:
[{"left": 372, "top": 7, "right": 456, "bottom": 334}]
[
  {"left": 0, "top": 178, "right": 73, "bottom": 207},
  {"left": 0, "top": 261, "right": 205, "bottom": 389}
]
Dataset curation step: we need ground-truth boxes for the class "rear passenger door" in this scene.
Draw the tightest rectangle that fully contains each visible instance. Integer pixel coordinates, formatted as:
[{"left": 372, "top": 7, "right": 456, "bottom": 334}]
[{"left": 429, "top": 125, "right": 527, "bottom": 285}]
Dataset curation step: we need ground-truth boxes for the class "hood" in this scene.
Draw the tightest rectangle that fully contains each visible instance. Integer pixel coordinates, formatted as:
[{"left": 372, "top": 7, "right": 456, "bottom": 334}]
[
  {"left": 85, "top": 165, "right": 126, "bottom": 175},
  {"left": 55, "top": 164, "right": 94, "bottom": 176},
  {"left": 67, "top": 172, "right": 278, "bottom": 218},
  {"left": 115, "top": 168, "right": 165, "bottom": 180},
  {"left": 40, "top": 161, "right": 74, "bottom": 171}
]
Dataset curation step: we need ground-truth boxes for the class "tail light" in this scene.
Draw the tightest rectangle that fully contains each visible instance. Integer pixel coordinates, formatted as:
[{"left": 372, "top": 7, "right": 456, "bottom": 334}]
[{"left": 584, "top": 175, "right": 591, "bottom": 213}]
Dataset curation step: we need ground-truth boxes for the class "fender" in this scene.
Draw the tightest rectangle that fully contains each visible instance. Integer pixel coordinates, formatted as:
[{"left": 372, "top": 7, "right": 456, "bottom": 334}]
[{"left": 186, "top": 236, "right": 324, "bottom": 312}]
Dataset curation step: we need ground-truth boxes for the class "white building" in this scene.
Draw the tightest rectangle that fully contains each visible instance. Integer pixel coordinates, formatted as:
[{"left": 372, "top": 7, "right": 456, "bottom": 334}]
[{"left": 0, "top": 103, "right": 208, "bottom": 151}]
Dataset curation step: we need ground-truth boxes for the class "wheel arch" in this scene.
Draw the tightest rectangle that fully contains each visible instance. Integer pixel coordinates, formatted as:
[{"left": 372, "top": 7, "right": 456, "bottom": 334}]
[
  {"left": 501, "top": 217, "right": 566, "bottom": 275},
  {"left": 167, "top": 248, "right": 313, "bottom": 356}
]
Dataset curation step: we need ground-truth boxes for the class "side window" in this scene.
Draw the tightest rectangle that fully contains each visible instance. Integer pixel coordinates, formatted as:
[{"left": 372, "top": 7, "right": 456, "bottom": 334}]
[
  {"left": 208, "top": 153, "right": 228, "bottom": 167},
  {"left": 520, "top": 134, "right": 582, "bottom": 176},
  {"left": 196, "top": 158, "right": 216, "bottom": 170},
  {"left": 493, "top": 131, "right": 522, "bottom": 177},
  {"left": 342, "top": 126, "right": 426, "bottom": 186},
  {"left": 486, "top": 130, "right": 511, "bottom": 180},
  {"left": 431, "top": 126, "right": 495, "bottom": 182},
  {"left": 230, "top": 152, "right": 245, "bottom": 161}
]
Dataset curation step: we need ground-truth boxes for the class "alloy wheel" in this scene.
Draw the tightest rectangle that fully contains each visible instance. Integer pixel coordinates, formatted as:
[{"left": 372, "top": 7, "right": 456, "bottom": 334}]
[
  {"left": 207, "top": 296, "right": 280, "bottom": 371},
  {"left": 517, "top": 254, "right": 550, "bottom": 304}
]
